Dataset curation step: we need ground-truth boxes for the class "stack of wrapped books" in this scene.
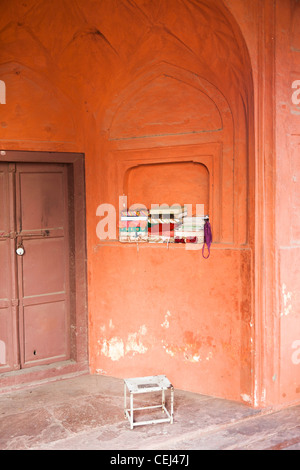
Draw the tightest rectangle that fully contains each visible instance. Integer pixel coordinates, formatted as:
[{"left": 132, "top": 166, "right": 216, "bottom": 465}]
[
  {"left": 118, "top": 206, "right": 210, "bottom": 245},
  {"left": 119, "top": 208, "right": 148, "bottom": 242},
  {"left": 148, "top": 206, "right": 187, "bottom": 243},
  {"left": 174, "top": 215, "right": 208, "bottom": 244}
]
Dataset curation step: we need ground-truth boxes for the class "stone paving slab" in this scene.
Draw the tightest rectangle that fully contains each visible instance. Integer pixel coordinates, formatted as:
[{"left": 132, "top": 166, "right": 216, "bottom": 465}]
[{"left": 0, "top": 374, "right": 299, "bottom": 450}]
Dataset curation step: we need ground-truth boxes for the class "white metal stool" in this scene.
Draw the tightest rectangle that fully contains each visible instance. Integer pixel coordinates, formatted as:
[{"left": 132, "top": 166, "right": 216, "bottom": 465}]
[{"left": 124, "top": 375, "right": 174, "bottom": 429}]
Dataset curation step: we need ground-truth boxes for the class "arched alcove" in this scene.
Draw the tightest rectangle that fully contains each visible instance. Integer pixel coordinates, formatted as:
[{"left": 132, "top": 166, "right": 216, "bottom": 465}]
[
  {"left": 88, "top": 0, "right": 255, "bottom": 404},
  {"left": 109, "top": 75, "right": 223, "bottom": 140},
  {"left": 125, "top": 161, "right": 210, "bottom": 213},
  {"left": 106, "top": 64, "right": 235, "bottom": 244}
]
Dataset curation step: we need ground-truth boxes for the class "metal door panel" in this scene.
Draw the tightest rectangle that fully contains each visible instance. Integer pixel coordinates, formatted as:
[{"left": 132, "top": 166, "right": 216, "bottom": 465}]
[
  {"left": 0, "top": 171, "right": 8, "bottom": 232},
  {"left": 15, "top": 163, "right": 70, "bottom": 368},
  {"left": 0, "top": 302, "right": 13, "bottom": 370},
  {"left": 0, "top": 308, "right": 9, "bottom": 368},
  {"left": 21, "top": 237, "right": 66, "bottom": 297},
  {"left": 0, "top": 164, "right": 19, "bottom": 372},
  {"left": 18, "top": 170, "right": 65, "bottom": 232},
  {"left": 0, "top": 239, "right": 10, "bottom": 299},
  {"left": 0, "top": 162, "right": 71, "bottom": 372},
  {"left": 23, "top": 301, "right": 68, "bottom": 364}
]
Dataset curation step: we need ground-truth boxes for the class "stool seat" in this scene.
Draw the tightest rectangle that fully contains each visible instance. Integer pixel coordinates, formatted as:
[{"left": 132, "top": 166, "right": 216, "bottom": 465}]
[
  {"left": 124, "top": 374, "right": 174, "bottom": 429},
  {"left": 124, "top": 375, "right": 173, "bottom": 393}
]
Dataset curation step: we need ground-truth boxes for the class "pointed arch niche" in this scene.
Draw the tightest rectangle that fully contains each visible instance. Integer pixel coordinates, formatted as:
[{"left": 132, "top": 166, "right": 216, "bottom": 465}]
[
  {"left": 95, "top": 31, "right": 253, "bottom": 402},
  {"left": 104, "top": 64, "right": 236, "bottom": 245}
]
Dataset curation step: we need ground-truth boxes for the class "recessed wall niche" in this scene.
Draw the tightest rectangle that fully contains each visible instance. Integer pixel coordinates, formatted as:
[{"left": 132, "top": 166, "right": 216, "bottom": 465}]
[
  {"left": 125, "top": 161, "right": 209, "bottom": 214},
  {"left": 115, "top": 144, "right": 222, "bottom": 242}
]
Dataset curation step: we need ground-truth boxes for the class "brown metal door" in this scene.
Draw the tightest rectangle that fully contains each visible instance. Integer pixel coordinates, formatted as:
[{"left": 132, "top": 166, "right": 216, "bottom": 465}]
[
  {"left": 0, "top": 162, "right": 71, "bottom": 371},
  {"left": 0, "top": 163, "right": 19, "bottom": 372}
]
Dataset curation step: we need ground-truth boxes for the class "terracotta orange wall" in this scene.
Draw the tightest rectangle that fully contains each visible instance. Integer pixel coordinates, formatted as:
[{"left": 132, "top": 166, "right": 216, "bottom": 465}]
[
  {"left": 274, "top": 0, "right": 300, "bottom": 405},
  {"left": 226, "top": 0, "right": 300, "bottom": 406},
  {"left": 0, "top": 0, "right": 298, "bottom": 408},
  {"left": 87, "top": 0, "right": 254, "bottom": 404}
]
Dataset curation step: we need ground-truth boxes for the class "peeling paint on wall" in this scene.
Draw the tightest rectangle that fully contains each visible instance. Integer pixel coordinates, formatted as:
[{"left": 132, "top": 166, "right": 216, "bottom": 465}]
[
  {"left": 185, "top": 353, "right": 201, "bottom": 363},
  {"left": 240, "top": 393, "right": 252, "bottom": 404},
  {"left": 139, "top": 324, "right": 147, "bottom": 336},
  {"left": 99, "top": 324, "right": 148, "bottom": 361},
  {"left": 0, "top": 340, "right": 6, "bottom": 365},
  {"left": 95, "top": 368, "right": 107, "bottom": 375},
  {"left": 125, "top": 331, "right": 148, "bottom": 355},
  {"left": 161, "top": 332, "right": 215, "bottom": 364},
  {"left": 161, "top": 311, "right": 171, "bottom": 329},
  {"left": 164, "top": 347, "right": 175, "bottom": 357},
  {"left": 281, "top": 283, "right": 293, "bottom": 317},
  {"left": 101, "top": 337, "right": 124, "bottom": 361}
]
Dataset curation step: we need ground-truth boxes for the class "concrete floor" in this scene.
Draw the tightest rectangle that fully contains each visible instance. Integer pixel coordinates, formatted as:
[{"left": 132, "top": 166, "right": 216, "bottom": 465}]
[{"left": 0, "top": 373, "right": 299, "bottom": 450}]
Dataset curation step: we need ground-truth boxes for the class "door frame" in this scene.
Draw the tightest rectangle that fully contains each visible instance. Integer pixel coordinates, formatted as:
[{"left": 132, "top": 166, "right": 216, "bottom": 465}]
[{"left": 0, "top": 150, "right": 88, "bottom": 392}]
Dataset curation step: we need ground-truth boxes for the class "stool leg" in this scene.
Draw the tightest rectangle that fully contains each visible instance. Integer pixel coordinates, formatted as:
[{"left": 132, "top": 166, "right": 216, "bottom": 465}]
[
  {"left": 170, "top": 387, "right": 174, "bottom": 424},
  {"left": 130, "top": 392, "right": 133, "bottom": 429},
  {"left": 124, "top": 382, "right": 127, "bottom": 419}
]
